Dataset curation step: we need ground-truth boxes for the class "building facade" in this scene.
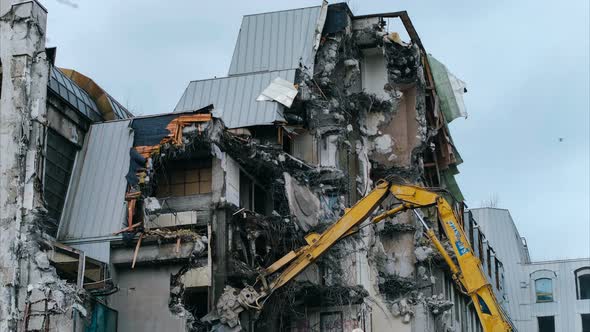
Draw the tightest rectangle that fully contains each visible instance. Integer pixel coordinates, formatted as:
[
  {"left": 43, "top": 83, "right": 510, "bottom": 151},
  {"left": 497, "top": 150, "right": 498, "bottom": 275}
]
[
  {"left": 0, "top": 1, "right": 514, "bottom": 332},
  {"left": 470, "top": 208, "right": 590, "bottom": 332},
  {"left": 1, "top": 0, "right": 131, "bottom": 330}
]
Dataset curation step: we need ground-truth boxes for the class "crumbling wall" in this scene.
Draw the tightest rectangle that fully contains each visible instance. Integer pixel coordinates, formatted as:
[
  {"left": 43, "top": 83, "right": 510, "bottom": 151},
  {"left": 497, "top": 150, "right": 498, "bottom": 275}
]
[
  {"left": 0, "top": 2, "right": 90, "bottom": 330},
  {"left": 283, "top": 10, "right": 451, "bottom": 331}
]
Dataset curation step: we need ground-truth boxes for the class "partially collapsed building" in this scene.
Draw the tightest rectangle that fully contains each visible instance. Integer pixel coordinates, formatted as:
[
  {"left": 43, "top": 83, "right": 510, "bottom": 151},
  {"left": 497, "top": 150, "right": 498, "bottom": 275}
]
[{"left": 0, "top": 1, "right": 512, "bottom": 331}]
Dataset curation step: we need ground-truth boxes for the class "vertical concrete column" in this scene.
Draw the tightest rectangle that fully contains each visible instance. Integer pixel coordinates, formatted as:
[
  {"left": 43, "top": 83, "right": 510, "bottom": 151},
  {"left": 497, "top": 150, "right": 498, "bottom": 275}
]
[
  {"left": 210, "top": 152, "right": 228, "bottom": 307},
  {"left": 211, "top": 210, "right": 228, "bottom": 304},
  {"left": 0, "top": 1, "right": 48, "bottom": 330}
]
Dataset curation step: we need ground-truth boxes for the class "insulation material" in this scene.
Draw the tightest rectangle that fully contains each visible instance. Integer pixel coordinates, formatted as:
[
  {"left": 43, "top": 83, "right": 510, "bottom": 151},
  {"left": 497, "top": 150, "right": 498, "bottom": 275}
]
[
  {"left": 319, "top": 135, "right": 339, "bottom": 167},
  {"left": 355, "top": 138, "right": 372, "bottom": 196},
  {"left": 283, "top": 172, "right": 320, "bottom": 232},
  {"left": 256, "top": 77, "right": 299, "bottom": 108},
  {"left": 427, "top": 55, "right": 468, "bottom": 123}
]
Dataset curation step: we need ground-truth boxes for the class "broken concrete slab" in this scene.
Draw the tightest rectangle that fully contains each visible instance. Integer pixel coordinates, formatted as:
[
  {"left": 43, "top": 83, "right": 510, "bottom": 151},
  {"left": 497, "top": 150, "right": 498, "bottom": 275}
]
[{"left": 283, "top": 172, "right": 321, "bottom": 232}]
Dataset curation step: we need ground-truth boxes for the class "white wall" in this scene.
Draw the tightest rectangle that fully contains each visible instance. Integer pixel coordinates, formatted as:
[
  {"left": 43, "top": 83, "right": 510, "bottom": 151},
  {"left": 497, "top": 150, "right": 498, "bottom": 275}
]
[
  {"left": 361, "top": 48, "right": 390, "bottom": 101},
  {"left": 471, "top": 208, "right": 590, "bottom": 332}
]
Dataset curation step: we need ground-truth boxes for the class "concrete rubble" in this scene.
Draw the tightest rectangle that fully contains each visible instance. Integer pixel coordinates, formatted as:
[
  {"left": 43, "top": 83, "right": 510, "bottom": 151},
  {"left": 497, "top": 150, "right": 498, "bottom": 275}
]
[{"left": 0, "top": 1, "right": 503, "bottom": 332}]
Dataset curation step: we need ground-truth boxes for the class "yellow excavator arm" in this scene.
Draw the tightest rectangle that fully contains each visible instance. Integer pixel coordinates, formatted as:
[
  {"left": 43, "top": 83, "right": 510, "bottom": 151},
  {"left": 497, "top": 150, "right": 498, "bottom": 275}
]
[{"left": 207, "top": 180, "right": 514, "bottom": 332}]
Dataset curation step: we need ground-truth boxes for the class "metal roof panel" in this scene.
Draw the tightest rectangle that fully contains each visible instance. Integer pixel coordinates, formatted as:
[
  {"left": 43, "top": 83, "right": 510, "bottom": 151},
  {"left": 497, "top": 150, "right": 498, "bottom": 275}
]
[
  {"left": 58, "top": 120, "right": 133, "bottom": 241},
  {"left": 174, "top": 70, "right": 296, "bottom": 128},
  {"left": 228, "top": 4, "right": 326, "bottom": 75}
]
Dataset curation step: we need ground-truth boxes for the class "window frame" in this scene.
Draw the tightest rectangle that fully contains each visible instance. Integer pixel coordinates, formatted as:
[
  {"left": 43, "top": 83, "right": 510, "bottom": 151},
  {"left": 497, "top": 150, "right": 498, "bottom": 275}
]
[
  {"left": 537, "top": 315, "right": 555, "bottom": 332},
  {"left": 534, "top": 278, "right": 554, "bottom": 303},
  {"left": 43, "top": 128, "right": 79, "bottom": 225},
  {"left": 575, "top": 267, "right": 590, "bottom": 300}
]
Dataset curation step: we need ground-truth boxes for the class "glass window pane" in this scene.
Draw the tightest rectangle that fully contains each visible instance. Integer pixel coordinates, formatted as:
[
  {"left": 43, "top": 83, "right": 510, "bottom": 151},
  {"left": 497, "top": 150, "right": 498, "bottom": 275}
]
[
  {"left": 579, "top": 274, "right": 590, "bottom": 300},
  {"left": 535, "top": 278, "right": 553, "bottom": 302}
]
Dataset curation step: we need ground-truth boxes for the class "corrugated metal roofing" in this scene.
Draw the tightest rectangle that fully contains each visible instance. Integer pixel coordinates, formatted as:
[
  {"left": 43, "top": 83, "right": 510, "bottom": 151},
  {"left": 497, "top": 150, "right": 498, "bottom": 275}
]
[
  {"left": 58, "top": 120, "right": 133, "bottom": 241},
  {"left": 48, "top": 66, "right": 103, "bottom": 122},
  {"left": 174, "top": 70, "right": 296, "bottom": 128},
  {"left": 228, "top": 4, "right": 326, "bottom": 75}
]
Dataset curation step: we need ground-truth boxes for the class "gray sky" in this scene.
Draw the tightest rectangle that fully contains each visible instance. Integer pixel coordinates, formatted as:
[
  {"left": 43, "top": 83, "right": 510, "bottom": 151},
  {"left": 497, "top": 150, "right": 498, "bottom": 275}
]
[{"left": 42, "top": 0, "right": 589, "bottom": 261}]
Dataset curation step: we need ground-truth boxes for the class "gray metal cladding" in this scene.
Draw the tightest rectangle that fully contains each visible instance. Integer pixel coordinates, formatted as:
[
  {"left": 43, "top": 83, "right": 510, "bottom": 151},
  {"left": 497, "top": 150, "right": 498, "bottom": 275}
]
[
  {"left": 228, "top": 6, "right": 323, "bottom": 75},
  {"left": 58, "top": 120, "right": 133, "bottom": 240},
  {"left": 174, "top": 70, "right": 295, "bottom": 128}
]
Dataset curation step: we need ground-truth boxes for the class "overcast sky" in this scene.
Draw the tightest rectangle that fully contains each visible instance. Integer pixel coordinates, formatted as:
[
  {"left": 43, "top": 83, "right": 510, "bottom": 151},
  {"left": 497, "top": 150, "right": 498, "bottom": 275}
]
[{"left": 41, "top": 0, "right": 589, "bottom": 261}]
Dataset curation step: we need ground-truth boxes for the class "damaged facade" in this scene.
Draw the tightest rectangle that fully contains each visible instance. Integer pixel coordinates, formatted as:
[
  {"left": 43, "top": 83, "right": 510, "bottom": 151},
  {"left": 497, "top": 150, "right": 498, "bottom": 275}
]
[
  {"left": 1, "top": 0, "right": 131, "bottom": 330},
  {"left": 1, "top": 1, "right": 509, "bottom": 331}
]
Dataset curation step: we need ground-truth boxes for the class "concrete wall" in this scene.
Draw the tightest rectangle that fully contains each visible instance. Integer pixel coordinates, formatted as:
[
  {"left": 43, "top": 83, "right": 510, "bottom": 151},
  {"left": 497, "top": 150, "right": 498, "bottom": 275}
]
[
  {"left": 109, "top": 265, "right": 188, "bottom": 332},
  {"left": 289, "top": 304, "right": 371, "bottom": 332},
  {"left": 0, "top": 1, "right": 90, "bottom": 331}
]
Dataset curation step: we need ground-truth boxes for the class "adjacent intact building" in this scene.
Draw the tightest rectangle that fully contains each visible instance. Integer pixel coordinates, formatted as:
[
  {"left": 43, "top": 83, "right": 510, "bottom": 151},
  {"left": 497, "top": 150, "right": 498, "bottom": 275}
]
[{"left": 470, "top": 208, "right": 590, "bottom": 332}]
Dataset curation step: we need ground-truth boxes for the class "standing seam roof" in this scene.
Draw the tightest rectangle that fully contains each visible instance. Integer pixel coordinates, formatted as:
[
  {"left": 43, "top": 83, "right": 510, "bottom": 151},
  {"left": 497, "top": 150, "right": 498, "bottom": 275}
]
[
  {"left": 228, "top": 5, "right": 325, "bottom": 75},
  {"left": 174, "top": 70, "right": 296, "bottom": 128},
  {"left": 58, "top": 120, "right": 133, "bottom": 240}
]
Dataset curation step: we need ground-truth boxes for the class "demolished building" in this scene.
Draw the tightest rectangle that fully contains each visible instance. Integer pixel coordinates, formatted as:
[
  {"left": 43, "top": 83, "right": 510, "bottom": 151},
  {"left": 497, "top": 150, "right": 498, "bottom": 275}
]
[{"left": 0, "top": 1, "right": 507, "bottom": 331}]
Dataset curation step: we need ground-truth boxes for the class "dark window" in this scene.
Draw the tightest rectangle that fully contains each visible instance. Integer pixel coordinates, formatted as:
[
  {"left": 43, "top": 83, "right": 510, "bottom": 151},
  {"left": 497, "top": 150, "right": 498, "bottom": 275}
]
[
  {"left": 535, "top": 278, "right": 553, "bottom": 302},
  {"left": 495, "top": 258, "right": 500, "bottom": 289},
  {"left": 478, "top": 231, "right": 485, "bottom": 265},
  {"left": 468, "top": 218, "right": 475, "bottom": 247},
  {"left": 537, "top": 316, "right": 555, "bottom": 332},
  {"left": 320, "top": 312, "right": 343, "bottom": 332},
  {"left": 253, "top": 185, "right": 267, "bottom": 215},
  {"left": 44, "top": 129, "right": 78, "bottom": 227},
  {"left": 576, "top": 267, "right": 590, "bottom": 300},
  {"left": 239, "top": 171, "right": 253, "bottom": 210},
  {"left": 487, "top": 248, "right": 492, "bottom": 277},
  {"left": 156, "top": 160, "right": 212, "bottom": 197},
  {"left": 239, "top": 171, "right": 267, "bottom": 215},
  {"left": 282, "top": 132, "right": 292, "bottom": 154},
  {"left": 183, "top": 287, "right": 208, "bottom": 321},
  {"left": 582, "top": 314, "right": 590, "bottom": 332}
]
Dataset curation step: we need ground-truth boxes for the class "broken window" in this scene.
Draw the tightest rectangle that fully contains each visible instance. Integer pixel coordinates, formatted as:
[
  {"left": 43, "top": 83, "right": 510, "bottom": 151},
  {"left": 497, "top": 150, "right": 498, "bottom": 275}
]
[
  {"left": 44, "top": 129, "right": 78, "bottom": 231},
  {"left": 156, "top": 159, "right": 212, "bottom": 197},
  {"left": 320, "top": 311, "right": 343, "bottom": 332},
  {"left": 535, "top": 278, "right": 553, "bottom": 303},
  {"left": 576, "top": 267, "right": 590, "bottom": 300},
  {"left": 47, "top": 242, "right": 109, "bottom": 290},
  {"left": 239, "top": 170, "right": 267, "bottom": 215},
  {"left": 537, "top": 316, "right": 555, "bottom": 332}
]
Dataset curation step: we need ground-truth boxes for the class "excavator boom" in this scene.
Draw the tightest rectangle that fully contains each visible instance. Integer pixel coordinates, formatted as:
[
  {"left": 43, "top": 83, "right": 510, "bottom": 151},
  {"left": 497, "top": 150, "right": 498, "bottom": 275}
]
[{"left": 206, "top": 180, "right": 514, "bottom": 332}]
